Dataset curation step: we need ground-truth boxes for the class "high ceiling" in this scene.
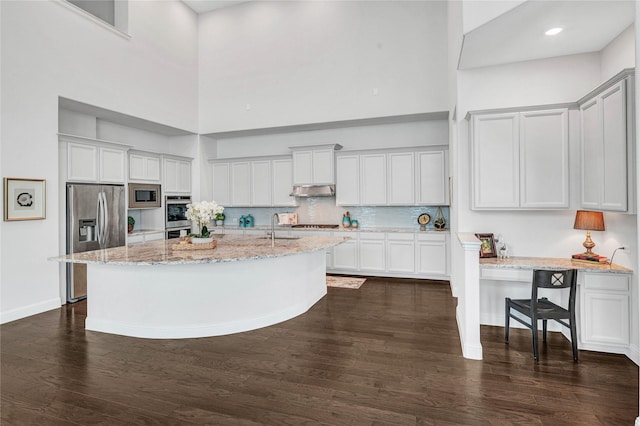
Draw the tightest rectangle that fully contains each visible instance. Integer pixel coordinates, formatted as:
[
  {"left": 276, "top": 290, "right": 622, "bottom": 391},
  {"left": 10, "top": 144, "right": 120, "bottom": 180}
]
[
  {"left": 459, "top": 0, "right": 635, "bottom": 69},
  {"left": 181, "top": 0, "right": 248, "bottom": 14}
]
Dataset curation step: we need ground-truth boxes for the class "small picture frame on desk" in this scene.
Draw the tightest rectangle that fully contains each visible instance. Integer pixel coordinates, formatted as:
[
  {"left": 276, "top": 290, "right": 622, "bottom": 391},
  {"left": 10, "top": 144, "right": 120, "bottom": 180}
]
[
  {"left": 4, "top": 178, "right": 46, "bottom": 221},
  {"left": 475, "top": 233, "right": 497, "bottom": 258}
]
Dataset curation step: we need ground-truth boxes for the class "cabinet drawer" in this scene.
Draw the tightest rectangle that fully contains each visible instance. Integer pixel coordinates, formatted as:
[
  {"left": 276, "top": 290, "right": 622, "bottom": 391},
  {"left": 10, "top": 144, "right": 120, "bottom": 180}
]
[
  {"left": 480, "top": 268, "right": 532, "bottom": 282},
  {"left": 582, "top": 273, "right": 629, "bottom": 292},
  {"left": 359, "top": 232, "right": 385, "bottom": 241},
  {"left": 387, "top": 233, "right": 414, "bottom": 241},
  {"left": 416, "top": 233, "right": 446, "bottom": 242}
]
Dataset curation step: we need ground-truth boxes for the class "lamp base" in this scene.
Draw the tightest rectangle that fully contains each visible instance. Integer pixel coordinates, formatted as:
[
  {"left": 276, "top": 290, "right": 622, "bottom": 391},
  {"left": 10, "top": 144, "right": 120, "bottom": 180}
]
[{"left": 581, "top": 230, "right": 598, "bottom": 257}]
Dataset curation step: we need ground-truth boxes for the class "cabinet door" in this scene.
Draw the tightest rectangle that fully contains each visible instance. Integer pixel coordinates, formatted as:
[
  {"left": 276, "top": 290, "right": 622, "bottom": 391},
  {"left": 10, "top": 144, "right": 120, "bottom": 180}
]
[
  {"left": 292, "top": 150, "right": 313, "bottom": 185},
  {"left": 312, "top": 148, "right": 335, "bottom": 184},
  {"left": 145, "top": 232, "right": 165, "bottom": 242},
  {"left": 333, "top": 237, "right": 358, "bottom": 270},
  {"left": 127, "top": 234, "right": 144, "bottom": 244},
  {"left": 519, "top": 109, "right": 569, "bottom": 208},
  {"left": 231, "top": 161, "right": 251, "bottom": 206},
  {"left": 472, "top": 113, "right": 519, "bottom": 209},
  {"left": 601, "top": 81, "right": 628, "bottom": 211},
  {"left": 164, "top": 159, "right": 178, "bottom": 193},
  {"left": 417, "top": 151, "right": 447, "bottom": 205},
  {"left": 387, "top": 152, "right": 414, "bottom": 205},
  {"left": 360, "top": 154, "right": 387, "bottom": 205},
  {"left": 251, "top": 160, "right": 272, "bottom": 206},
  {"left": 336, "top": 155, "right": 360, "bottom": 206},
  {"left": 99, "top": 147, "right": 126, "bottom": 183},
  {"left": 416, "top": 234, "right": 447, "bottom": 276},
  {"left": 359, "top": 234, "right": 386, "bottom": 272},
  {"left": 212, "top": 162, "right": 231, "bottom": 206},
  {"left": 272, "top": 158, "right": 295, "bottom": 206},
  {"left": 68, "top": 142, "right": 98, "bottom": 182},
  {"left": 580, "top": 98, "right": 602, "bottom": 209},
  {"left": 146, "top": 157, "right": 161, "bottom": 181},
  {"left": 580, "top": 273, "right": 630, "bottom": 347},
  {"left": 176, "top": 161, "right": 191, "bottom": 193},
  {"left": 387, "top": 234, "right": 415, "bottom": 274},
  {"left": 129, "top": 154, "right": 146, "bottom": 181}
]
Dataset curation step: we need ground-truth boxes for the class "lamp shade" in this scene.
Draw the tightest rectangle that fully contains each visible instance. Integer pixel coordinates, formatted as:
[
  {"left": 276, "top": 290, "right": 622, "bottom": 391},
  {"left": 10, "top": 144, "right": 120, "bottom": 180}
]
[{"left": 573, "top": 210, "right": 605, "bottom": 231}]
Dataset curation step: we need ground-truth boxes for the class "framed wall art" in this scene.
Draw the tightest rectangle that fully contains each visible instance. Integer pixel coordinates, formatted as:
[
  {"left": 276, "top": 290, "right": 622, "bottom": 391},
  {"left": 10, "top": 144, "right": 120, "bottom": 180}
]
[
  {"left": 475, "top": 233, "right": 497, "bottom": 258},
  {"left": 4, "top": 178, "right": 46, "bottom": 221}
]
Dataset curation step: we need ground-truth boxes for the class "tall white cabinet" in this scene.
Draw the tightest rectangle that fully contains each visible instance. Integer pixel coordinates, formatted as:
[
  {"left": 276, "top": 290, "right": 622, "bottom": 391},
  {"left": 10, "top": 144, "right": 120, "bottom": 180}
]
[
  {"left": 470, "top": 108, "right": 569, "bottom": 210},
  {"left": 578, "top": 71, "right": 635, "bottom": 213}
]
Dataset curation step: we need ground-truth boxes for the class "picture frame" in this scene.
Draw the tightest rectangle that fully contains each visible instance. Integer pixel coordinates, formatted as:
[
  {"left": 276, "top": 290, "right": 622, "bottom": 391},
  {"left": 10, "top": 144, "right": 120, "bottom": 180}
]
[
  {"left": 475, "top": 233, "right": 497, "bottom": 258},
  {"left": 4, "top": 178, "right": 46, "bottom": 221}
]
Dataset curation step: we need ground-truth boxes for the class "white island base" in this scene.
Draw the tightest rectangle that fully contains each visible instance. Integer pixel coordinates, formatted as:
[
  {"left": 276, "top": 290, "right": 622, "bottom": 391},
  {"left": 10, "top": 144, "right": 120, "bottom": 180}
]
[{"left": 86, "top": 250, "right": 327, "bottom": 339}]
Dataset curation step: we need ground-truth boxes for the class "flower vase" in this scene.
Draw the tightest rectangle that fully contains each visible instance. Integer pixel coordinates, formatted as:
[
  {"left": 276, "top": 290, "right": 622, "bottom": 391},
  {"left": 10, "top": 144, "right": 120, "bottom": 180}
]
[
  {"left": 216, "top": 220, "right": 223, "bottom": 226},
  {"left": 191, "top": 237, "right": 213, "bottom": 244}
]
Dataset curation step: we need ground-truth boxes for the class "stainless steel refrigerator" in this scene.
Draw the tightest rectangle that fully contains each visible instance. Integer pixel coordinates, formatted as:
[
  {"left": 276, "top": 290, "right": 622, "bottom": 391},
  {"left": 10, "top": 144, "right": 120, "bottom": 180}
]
[{"left": 66, "top": 183, "right": 126, "bottom": 303}]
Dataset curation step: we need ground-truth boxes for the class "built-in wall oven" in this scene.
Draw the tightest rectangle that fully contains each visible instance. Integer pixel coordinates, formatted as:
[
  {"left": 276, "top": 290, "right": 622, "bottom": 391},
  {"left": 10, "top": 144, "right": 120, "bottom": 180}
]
[{"left": 165, "top": 196, "right": 191, "bottom": 237}]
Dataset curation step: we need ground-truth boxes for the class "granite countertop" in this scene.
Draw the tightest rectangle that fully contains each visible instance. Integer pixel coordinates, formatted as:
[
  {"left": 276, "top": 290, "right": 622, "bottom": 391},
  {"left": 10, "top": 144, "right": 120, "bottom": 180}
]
[
  {"left": 480, "top": 256, "right": 632, "bottom": 274},
  {"left": 217, "top": 225, "right": 449, "bottom": 234},
  {"left": 50, "top": 234, "right": 346, "bottom": 266},
  {"left": 128, "top": 229, "right": 165, "bottom": 236}
]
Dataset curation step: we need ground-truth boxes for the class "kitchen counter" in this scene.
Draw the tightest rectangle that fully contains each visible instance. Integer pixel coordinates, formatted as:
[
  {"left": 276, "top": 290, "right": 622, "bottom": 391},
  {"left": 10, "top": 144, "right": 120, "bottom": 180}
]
[
  {"left": 50, "top": 235, "right": 345, "bottom": 339},
  {"left": 214, "top": 225, "right": 449, "bottom": 234},
  {"left": 480, "top": 256, "right": 632, "bottom": 275},
  {"left": 54, "top": 234, "right": 345, "bottom": 266}
]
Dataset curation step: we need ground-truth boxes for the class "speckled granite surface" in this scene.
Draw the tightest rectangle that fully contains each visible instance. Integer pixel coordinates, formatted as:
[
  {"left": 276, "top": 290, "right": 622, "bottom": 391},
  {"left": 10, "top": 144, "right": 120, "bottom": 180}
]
[
  {"left": 215, "top": 225, "right": 448, "bottom": 234},
  {"left": 50, "top": 235, "right": 346, "bottom": 266},
  {"left": 480, "top": 256, "right": 632, "bottom": 274}
]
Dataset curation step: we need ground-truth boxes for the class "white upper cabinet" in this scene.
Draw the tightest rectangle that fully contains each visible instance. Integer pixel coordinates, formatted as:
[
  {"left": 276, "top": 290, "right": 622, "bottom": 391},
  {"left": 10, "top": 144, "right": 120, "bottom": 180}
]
[
  {"left": 129, "top": 152, "right": 161, "bottom": 182},
  {"left": 336, "top": 148, "right": 448, "bottom": 207},
  {"left": 163, "top": 157, "right": 191, "bottom": 194},
  {"left": 336, "top": 155, "right": 360, "bottom": 205},
  {"left": 387, "top": 152, "right": 414, "bottom": 205},
  {"left": 250, "top": 160, "right": 272, "bottom": 206},
  {"left": 64, "top": 138, "right": 128, "bottom": 184},
  {"left": 291, "top": 144, "right": 341, "bottom": 185},
  {"left": 471, "top": 112, "right": 520, "bottom": 209},
  {"left": 360, "top": 153, "right": 387, "bottom": 205},
  {"left": 212, "top": 162, "right": 231, "bottom": 206},
  {"left": 519, "top": 109, "right": 569, "bottom": 209},
  {"left": 416, "top": 150, "right": 448, "bottom": 205},
  {"left": 579, "top": 75, "right": 634, "bottom": 212},
  {"left": 470, "top": 108, "right": 569, "bottom": 210},
  {"left": 210, "top": 156, "right": 296, "bottom": 207},
  {"left": 271, "top": 158, "right": 296, "bottom": 206},
  {"left": 230, "top": 161, "right": 251, "bottom": 206}
]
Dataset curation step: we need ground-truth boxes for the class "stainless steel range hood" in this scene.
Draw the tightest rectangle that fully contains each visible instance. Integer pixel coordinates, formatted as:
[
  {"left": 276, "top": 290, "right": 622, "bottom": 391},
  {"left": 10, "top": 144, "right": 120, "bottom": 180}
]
[{"left": 290, "top": 184, "right": 335, "bottom": 197}]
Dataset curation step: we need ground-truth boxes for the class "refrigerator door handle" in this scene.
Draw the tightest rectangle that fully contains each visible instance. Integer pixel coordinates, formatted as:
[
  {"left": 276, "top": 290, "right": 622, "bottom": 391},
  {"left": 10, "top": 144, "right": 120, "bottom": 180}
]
[
  {"left": 102, "top": 191, "right": 109, "bottom": 246},
  {"left": 97, "top": 192, "right": 105, "bottom": 247}
]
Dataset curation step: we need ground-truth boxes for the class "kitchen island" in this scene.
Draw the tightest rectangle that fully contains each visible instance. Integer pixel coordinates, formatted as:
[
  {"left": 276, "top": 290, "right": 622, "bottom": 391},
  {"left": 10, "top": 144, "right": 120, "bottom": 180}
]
[{"left": 51, "top": 235, "right": 345, "bottom": 339}]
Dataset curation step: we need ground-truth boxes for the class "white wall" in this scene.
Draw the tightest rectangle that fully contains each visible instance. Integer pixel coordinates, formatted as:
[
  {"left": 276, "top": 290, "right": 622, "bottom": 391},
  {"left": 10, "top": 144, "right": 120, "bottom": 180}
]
[
  {"left": 198, "top": 1, "right": 448, "bottom": 134},
  {"left": 601, "top": 24, "right": 635, "bottom": 82},
  {"left": 461, "top": 0, "right": 526, "bottom": 34},
  {"left": 0, "top": 0, "right": 199, "bottom": 323}
]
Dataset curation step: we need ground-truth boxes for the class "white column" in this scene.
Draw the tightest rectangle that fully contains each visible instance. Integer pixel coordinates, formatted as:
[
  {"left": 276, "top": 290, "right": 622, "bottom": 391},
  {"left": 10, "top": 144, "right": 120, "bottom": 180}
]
[{"left": 456, "top": 232, "right": 483, "bottom": 360}]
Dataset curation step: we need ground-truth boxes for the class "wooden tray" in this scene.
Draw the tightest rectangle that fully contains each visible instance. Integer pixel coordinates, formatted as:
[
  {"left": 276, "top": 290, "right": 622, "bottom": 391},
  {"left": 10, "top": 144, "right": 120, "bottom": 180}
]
[{"left": 172, "top": 240, "right": 217, "bottom": 251}]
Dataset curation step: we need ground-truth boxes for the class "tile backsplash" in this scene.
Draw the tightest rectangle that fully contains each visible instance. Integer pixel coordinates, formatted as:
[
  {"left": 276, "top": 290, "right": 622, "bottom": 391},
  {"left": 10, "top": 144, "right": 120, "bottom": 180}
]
[{"left": 222, "top": 197, "right": 449, "bottom": 230}]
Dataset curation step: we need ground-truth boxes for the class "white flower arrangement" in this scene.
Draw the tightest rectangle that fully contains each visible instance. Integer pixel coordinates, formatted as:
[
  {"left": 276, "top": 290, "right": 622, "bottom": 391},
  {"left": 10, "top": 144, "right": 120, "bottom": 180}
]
[{"left": 186, "top": 200, "right": 221, "bottom": 237}]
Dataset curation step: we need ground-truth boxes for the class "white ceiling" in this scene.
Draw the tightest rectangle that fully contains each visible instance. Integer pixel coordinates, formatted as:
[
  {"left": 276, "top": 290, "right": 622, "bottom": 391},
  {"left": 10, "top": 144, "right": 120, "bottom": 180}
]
[
  {"left": 459, "top": 0, "right": 635, "bottom": 70},
  {"left": 181, "top": 0, "right": 249, "bottom": 14}
]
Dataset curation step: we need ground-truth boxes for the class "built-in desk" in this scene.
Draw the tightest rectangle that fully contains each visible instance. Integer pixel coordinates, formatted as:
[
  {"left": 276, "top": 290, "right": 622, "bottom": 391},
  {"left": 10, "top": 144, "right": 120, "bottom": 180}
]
[{"left": 479, "top": 256, "right": 634, "bottom": 362}]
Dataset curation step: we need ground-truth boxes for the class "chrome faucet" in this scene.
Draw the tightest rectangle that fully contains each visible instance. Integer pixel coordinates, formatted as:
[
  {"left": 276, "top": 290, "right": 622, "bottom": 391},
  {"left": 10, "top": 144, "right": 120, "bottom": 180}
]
[{"left": 271, "top": 213, "right": 278, "bottom": 247}]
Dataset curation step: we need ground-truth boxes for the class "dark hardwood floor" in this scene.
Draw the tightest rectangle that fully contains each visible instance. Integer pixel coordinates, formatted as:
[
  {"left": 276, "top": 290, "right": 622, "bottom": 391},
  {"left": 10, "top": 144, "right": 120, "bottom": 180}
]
[{"left": 1, "top": 278, "right": 637, "bottom": 425}]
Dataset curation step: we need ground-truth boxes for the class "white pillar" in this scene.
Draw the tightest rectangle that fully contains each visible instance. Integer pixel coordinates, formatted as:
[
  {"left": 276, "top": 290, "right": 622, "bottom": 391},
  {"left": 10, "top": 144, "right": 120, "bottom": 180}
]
[{"left": 456, "top": 232, "right": 483, "bottom": 360}]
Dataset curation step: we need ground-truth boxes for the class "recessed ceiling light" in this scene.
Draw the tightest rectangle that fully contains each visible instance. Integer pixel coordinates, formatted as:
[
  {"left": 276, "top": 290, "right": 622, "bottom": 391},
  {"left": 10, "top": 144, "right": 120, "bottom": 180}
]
[{"left": 545, "top": 27, "right": 563, "bottom": 36}]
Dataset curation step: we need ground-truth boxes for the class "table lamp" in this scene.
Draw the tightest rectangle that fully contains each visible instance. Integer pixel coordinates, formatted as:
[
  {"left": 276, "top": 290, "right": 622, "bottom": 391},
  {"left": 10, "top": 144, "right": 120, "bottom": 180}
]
[{"left": 573, "top": 210, "right": 605, "bottom": 256}]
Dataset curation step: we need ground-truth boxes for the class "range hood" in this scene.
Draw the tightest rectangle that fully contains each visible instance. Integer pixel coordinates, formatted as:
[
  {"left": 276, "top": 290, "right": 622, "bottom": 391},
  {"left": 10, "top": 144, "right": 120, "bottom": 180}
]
[{"left": 290, "top": 184, "right": 335, "bottom": 198}]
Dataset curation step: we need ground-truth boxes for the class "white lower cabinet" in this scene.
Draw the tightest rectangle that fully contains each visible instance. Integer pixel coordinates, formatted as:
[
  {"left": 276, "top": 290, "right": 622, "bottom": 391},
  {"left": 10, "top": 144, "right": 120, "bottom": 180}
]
[
  {"left": 415, "top": 233, "right": 448, "bottom": 277},
  {"left": 387, "top": 233, "right": 415, "bottom": 274},
  {"left": 327, "top": 231, "right": 449, "bottom": 279},
  {"left": 332, "top": 236, "right": 359, "bottom": 271},
  {"left": 359, "top": 233, "right": 386, "bottom": 272},
  {"left": 579, "top": 272, "right": 630, "bottom": 352},
  {"left": 127, "top": 231, "right": 165, "bottom": 245}
]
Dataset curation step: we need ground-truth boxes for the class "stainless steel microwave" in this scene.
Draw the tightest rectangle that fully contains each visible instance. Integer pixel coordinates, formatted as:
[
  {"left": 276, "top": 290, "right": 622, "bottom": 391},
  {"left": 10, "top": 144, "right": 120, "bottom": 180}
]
[{"left": 129, "top": 183, "right": 161, "bottom": 208}]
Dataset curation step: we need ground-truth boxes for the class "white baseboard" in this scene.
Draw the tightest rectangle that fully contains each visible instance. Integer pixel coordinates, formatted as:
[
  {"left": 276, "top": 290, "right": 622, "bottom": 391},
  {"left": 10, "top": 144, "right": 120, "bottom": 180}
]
[
  {"left": 625, "top": 344, "right": 640, "bottom": 366},
  {"left": 0, "top": 298, "right": 61, "bottom": 324}
]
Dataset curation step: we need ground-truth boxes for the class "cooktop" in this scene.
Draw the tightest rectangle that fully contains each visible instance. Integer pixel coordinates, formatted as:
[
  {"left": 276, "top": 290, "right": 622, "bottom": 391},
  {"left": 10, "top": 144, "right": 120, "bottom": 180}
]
[{"left": 291, "top": 224, "right": 340, "bottom": 229}]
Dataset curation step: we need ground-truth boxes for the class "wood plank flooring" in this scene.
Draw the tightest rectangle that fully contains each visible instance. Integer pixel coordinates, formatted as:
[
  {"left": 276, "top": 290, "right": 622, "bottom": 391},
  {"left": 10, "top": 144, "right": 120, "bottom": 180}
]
[{"left": 1, "top": 278, "right": 637, "bottom": 425}]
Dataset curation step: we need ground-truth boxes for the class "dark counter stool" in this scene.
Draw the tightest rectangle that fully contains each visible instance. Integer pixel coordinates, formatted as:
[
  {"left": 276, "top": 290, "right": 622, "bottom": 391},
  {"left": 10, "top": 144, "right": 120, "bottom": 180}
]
[{"left": 505, "top": 269, "right": 578, "bottom": 363}]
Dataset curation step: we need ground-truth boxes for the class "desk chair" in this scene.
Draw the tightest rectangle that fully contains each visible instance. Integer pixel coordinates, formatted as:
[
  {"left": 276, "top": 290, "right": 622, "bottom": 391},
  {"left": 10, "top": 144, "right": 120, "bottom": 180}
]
[{"left": 505, "top": 269, "right": 578, "bottom": 363}]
